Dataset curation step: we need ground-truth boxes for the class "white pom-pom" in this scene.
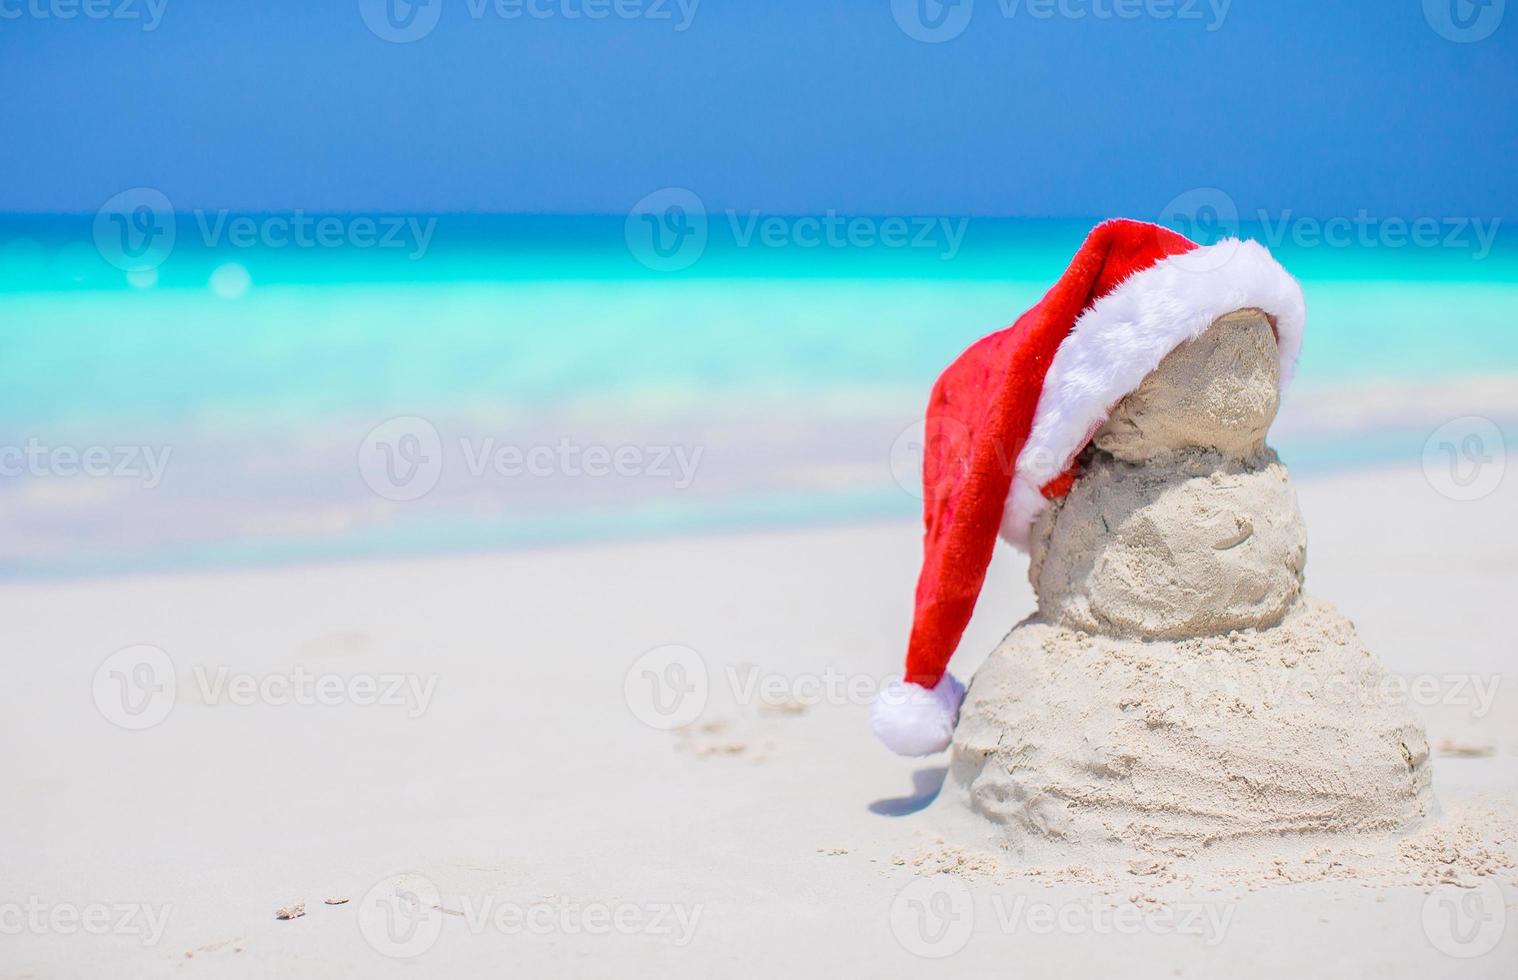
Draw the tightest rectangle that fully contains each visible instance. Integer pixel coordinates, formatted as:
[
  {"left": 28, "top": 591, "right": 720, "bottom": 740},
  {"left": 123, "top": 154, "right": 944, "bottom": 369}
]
[{"left": 871, "top": 674, "right": 966, "bottom": 756}]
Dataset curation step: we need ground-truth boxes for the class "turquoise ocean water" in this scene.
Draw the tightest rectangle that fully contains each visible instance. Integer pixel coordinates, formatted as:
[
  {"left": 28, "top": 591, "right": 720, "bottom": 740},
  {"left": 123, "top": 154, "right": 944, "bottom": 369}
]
[{"left": 1, "top": 215, "right": 1515, "bottom": 578}]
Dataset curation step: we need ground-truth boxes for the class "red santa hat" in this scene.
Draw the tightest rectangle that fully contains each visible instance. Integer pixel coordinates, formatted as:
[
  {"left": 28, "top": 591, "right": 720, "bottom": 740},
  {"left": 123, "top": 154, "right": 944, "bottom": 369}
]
[{"left": 872, "top": 218, "right": 1306, "bottom": 756}]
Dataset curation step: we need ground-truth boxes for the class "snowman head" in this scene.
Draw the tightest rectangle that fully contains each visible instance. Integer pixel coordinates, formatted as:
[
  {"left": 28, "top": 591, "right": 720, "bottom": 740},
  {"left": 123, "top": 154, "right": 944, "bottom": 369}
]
[{"left": 1092, "top": 307, "right": 1282, "bottom": 464}]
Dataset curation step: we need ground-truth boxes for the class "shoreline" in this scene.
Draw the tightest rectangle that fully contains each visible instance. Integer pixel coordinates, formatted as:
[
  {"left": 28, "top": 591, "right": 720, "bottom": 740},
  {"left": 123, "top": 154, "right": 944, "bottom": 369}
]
[{"left": 4, "top": 386, "right": 1516, "bottom": 582}]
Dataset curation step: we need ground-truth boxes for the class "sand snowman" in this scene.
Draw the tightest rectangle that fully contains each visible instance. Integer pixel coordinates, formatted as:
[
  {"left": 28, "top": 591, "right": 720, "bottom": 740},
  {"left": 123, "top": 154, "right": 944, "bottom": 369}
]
[{"left": 874, "top": 220, "right": 1431, "bottom": 865}]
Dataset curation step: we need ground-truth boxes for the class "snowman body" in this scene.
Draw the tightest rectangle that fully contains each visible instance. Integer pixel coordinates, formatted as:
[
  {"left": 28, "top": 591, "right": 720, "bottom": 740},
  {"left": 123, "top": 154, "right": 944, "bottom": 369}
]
[{"left": 933, "top": 310, "right": 1433, "bottom": 864}]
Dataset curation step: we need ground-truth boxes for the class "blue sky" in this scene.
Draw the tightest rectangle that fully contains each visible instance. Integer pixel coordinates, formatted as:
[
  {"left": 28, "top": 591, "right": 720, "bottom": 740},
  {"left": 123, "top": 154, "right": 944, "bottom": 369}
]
[{"left": 2, "top": 0, "right": 1514, "bottom": 217}]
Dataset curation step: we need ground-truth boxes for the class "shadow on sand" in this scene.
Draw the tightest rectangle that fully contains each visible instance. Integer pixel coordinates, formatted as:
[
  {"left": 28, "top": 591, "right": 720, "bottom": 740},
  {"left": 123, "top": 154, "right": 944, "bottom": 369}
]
[{"left": 868, "top": 766, "right": 947, "bottom": 816}]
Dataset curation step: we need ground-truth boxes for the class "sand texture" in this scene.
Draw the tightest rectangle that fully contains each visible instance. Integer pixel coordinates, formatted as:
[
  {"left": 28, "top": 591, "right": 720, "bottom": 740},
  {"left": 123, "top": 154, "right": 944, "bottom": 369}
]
[
  {"left": 938, "top": 598, "right": 1434, "bottom": 868},
  {"left": 1092, "top": 308, "right": 1281, "bottom": 461},
  {"left": 1030, "top": 450, "right": 1307, "bottom": 639}
]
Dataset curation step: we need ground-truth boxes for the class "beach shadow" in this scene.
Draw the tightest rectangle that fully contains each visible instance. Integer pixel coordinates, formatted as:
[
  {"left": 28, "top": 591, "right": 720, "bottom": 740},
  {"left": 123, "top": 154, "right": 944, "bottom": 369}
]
[{"left": 868, "top": 766, "right": 947, "bottom": 816}]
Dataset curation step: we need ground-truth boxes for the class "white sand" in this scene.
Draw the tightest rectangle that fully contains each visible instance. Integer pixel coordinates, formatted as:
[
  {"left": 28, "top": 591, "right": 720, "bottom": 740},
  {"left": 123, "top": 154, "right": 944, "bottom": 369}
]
[{"left": 1, "top": 464, "right": 1516, "bottom": 977}]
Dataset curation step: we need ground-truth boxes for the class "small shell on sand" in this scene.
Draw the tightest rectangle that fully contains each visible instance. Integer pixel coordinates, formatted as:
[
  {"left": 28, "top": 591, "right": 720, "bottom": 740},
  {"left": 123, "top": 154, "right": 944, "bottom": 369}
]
[
  {"left": 323, "top": 896, "right": 350, "bottom": 905},
  {"left": 275, "top": 901, "right": 306, "bottom": 920}
]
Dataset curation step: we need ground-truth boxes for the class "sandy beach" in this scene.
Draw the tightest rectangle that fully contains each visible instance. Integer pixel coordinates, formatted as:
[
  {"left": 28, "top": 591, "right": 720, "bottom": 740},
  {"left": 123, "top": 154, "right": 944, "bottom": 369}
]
[{"left": 1, "top": 460, "right": 1514, "bottom": 977}]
